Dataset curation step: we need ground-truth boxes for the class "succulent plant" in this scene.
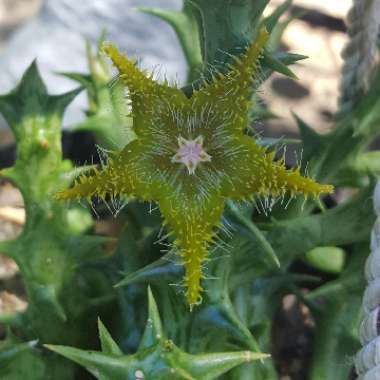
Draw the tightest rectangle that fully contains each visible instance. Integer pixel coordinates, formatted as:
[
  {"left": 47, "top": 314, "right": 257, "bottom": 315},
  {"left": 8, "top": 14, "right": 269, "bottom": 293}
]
[
  {"left": 47, "top": 288, "right": 269, "bottom": 380},
  {"left": 1, "top": 1, "right": 380, "bottom": 379}
]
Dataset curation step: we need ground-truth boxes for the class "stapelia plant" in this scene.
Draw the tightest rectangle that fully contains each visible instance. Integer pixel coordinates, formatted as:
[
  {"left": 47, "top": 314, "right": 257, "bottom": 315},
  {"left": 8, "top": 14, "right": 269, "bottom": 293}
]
[
  {"left": 47, "top": 288, "right": 269, "bottom": 380},
  {"left": 2, "top": 1, "right": 380, "bottom": 379},
  {"left": 0, "top": 62, "right": 113, "bottom": 379},
  {"left": 55, "top": 28, "right": 332, "bottom": 308}
]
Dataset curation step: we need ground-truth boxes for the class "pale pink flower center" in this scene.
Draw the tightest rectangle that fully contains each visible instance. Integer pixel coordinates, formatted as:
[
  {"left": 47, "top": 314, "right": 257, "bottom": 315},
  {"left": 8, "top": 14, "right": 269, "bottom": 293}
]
[{"left": 171, "top": 135, "right": 211, "bottom": 175}]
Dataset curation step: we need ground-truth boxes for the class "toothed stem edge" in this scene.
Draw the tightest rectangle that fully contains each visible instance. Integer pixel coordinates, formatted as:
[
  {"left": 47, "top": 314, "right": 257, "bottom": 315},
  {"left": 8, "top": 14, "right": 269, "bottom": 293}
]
[
  {"left": 339, "top": 0, "right": 380, "bottom": 114},
  {"left": 355, "top": 181, "right": 380, "bottom": 379}
]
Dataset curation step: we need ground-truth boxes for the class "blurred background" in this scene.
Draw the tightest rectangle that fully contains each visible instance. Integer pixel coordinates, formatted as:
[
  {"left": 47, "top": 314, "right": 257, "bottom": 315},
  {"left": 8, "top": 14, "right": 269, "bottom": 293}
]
[
  {"left": 0, "top": 0, "right": 186, "bottom": 132},
  {"left": 0, "top": 0, "right": 352, "bottom": 371}
]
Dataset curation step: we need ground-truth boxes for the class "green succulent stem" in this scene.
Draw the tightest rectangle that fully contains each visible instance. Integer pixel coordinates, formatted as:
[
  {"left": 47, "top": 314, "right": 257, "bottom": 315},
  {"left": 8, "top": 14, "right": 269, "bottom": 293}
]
[{"left": 0, "top": 62, "right": 113, "bottom": 379}]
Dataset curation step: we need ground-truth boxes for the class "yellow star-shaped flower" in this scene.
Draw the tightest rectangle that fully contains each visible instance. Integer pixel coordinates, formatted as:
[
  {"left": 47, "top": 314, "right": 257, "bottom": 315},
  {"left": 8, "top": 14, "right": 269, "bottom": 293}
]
[{"left": 56, "top": 29, "right": 333, "bottom": 308}]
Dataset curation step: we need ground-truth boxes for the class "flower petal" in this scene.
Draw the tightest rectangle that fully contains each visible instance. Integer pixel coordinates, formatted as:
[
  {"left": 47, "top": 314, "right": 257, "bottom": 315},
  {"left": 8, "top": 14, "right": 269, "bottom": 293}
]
[
  {"left": 191, "top": 28, "right": 269, "bottom": 131},
  {"left": 103, "top": 43, "right": 188, "bottom": 136},
  {"left": 55, "top": 141, "right": 156, "bottom": 202},
  {"left": 220, "top": 136, "right": 333, "bottom": 199},
  {"left": 158, "top": 188, "right": 224, "bottom": 308}
]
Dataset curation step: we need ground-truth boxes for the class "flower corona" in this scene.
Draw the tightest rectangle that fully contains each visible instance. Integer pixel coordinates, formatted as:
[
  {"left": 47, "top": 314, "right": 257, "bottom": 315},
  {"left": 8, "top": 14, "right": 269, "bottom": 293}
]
[{"left": 171, "top": 135, "right": 211, "bottom": 175}]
